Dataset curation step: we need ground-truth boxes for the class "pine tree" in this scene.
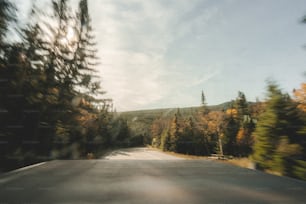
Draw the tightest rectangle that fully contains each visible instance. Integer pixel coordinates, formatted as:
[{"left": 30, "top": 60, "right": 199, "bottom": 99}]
[
  {"left": 0, "top": 0, "right": 16, "bottom": 50},
  {"left": 0, "top": 1, "right": 20, "bottom": 170},
  {"left": 252, "top": 83, "right": 284, "bottom": 169},
  {"left": 0, "top": 0, "right": 114, "bottom": 168},
  {"left": 252, "top": 82, "right": 303, "bottom": 174},
  {"left": 169, "top": 113, "right": 180, "bottom": 152},
  {"left": 18, "top": 0, "right": 109, "bottom": 158},
  {"left": 21, "top": 13, "right": 56, "bottom": 156},
  {"left": 223, "top": 114, "right": 239, "bottom": 155},
  {"left": 235, "top": 91, "right": 248, "bottom": 121},
  {"left": 201, "top": 91, "right": 205, "bottom": 106},
  {"left": 234, "top": 91, "right": 254, "bottom": 156},
  {"left": 201, "top": 90, "right": 208, "bottom": 114},
  {"left": 0, "top": 0, "right": 17, "bottom": 111}
]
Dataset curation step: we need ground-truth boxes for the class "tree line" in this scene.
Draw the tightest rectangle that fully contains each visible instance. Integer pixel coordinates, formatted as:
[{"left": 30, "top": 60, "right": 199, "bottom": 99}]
[
  {"left": 0, "top": 0, "right": 129, "bottom": 171},
  {"left": 151, "top": 91, "right": 256, "bottom": 156},
  {"left": 151, "top": 83, "right": 306, "bottom": 180}
]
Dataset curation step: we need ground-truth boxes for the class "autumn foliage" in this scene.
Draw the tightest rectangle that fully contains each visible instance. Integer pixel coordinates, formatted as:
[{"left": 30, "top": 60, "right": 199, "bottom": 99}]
[
  {"left": 151, "top": 91, "right": 255, "bottom": 157},
  {"left": 294, "top": 83, "right": 306, "bottom": 112}
]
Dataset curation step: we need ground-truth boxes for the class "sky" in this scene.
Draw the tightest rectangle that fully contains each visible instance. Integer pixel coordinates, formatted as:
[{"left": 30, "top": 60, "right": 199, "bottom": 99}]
[{"left": 14, "top": 0, "right": 306, "bottom": 111}]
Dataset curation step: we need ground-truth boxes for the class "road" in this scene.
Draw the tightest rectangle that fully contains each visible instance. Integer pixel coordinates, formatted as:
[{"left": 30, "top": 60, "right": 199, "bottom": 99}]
[
  {"left": 103, "top": 147, "right": 184, "bottom": 160},
  {"left": 0, "top": 147, "right": 306, "bottom": 204}
]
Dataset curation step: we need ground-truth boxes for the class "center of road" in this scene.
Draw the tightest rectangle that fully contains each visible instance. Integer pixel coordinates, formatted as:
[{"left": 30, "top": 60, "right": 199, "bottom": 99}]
[{"left": 103, "top": 147, "right": 184, "bottom": 160}]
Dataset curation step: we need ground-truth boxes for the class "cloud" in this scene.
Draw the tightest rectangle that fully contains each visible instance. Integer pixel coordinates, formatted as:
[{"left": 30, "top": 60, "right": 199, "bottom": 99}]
[
  {"left": 14, "top": 0, "right": 306, "bottom": 110},
  {"left": 189, "top": 70, "right": 221, "bottom": 87},
  {"left": 88, "top": 0, "right": 222, "bottom": 111},
  {"left": 99, "top": 50, "right": 167, "bottom": 110}
]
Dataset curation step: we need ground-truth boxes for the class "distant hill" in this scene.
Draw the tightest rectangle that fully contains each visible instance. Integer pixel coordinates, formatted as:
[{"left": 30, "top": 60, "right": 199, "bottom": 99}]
[
  {"left": 118, "top": 101, "right": 235, "bottom": 143},
  {"left": 119, "top": 101, "right": 233, "bottom": 119}
]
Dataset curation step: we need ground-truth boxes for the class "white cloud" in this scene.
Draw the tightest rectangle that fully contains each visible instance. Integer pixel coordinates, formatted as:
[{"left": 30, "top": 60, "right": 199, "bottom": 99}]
[
  {"left": 88, "top": 0, "right": 224, "bottom": 110},
  {"left": 99, "top": 50, "right": 167, "bottom": 110}
]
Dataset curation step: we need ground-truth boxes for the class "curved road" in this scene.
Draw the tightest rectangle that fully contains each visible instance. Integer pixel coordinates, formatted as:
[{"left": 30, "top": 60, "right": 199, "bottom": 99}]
[{"left": 0, "top": 147, "right": 306, "bottom": 203}]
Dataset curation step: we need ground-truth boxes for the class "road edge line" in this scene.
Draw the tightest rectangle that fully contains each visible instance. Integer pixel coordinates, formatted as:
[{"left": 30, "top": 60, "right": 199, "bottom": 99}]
[
  {"left": 0, "top": 162, "right": 47, "bottom": 184},
  {"left": 10, "top": 162, "right": 46, "bottom": 173}
]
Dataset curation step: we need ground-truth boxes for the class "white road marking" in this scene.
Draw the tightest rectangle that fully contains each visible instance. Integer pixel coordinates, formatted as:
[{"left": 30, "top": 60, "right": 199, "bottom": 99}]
[{"left": 0, "top": 162, "right": 46, "bottom": 184}]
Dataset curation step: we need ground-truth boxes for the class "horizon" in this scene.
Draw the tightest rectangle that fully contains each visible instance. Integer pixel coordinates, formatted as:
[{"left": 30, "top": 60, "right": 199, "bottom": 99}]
[{"left": 118, "top": 100, "right": 255, "bottom": 113}]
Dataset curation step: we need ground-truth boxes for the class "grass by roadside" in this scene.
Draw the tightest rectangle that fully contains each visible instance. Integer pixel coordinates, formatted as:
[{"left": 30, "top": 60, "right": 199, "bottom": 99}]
[
  {"left": 148, "top": 146, "right": 210, "bottom": 160},
  {"left": 162, "top": 151, "right": 210, "bottom": 160},
  {"left": 149, "top": 146, "right": 256, "bottom": 169},
  {"left": 224, "top": 157, "right": 254, "bottom": 169}
]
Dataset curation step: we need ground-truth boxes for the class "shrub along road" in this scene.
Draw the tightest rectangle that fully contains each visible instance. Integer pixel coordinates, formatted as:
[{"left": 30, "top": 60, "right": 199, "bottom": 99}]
[{"left": 0, "top": 147, "right": 306, "bottom": 203}]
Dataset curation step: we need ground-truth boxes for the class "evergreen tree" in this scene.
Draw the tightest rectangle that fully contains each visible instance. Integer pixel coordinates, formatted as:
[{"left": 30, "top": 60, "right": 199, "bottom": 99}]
[
  {"left": 169, "top": 113, "right": 180, "bottom": 152},
  {"left": 0, "top": 0, "right": 16, "bottom": 50},
  {"left": 201, "top": 91, "right": 205, "bottom": 106},
  {"left": 201, "top": 90, "right": 208, "bottom": 114},
  {"left": 235, "top": 91, "right": 249, "bottom": 121},
  {"left": 0, "top": 1, "right": 21, "bottom": 170},
  {"left": 252, "top": 83, "right": 284, "bottom": 169},
  {"left": 222, "top": 114, "right": 239, "bottom": 155},
  {"left": 20, "top": 11, "right": 55, "bottom": 157},
  {"left": 0, "top": 0, "right": 117, "bottom": 169},
  {"left": 252, "top": 82, "right": 303, "bottom": 175},
  {"left": 0, "top": 0, "right": 17, "bottom": 112},
  {"left": 234, "top": 91, "right": 254, "bottom": 156}
]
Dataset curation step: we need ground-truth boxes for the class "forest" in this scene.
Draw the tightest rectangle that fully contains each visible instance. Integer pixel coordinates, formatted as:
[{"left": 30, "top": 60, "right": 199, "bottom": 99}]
[
  {"left": 146, "top": 85, "right": 306, "bottom": 180},
  {"left": 1, "top": 0, "right": 306, "bottom": 182},
  {"left": 0, "top": 0, "right": 130, "bottom": 171}
]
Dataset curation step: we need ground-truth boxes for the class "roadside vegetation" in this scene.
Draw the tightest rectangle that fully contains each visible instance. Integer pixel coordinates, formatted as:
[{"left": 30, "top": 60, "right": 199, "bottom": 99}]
[
  {"left": 0, "top": 0, "right": 131, "bottom": 172},
  {"left": 123, "top": 84, "right": 306, "bottom": 181}
]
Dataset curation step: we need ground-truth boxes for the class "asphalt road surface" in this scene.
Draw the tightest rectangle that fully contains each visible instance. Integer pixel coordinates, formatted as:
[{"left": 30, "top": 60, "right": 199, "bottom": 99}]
[{"left": 0, "top": 147, "right": 306, "bottom": 204}]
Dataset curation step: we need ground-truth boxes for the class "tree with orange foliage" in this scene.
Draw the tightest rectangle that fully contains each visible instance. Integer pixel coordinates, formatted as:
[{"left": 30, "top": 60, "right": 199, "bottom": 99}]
[
  {"left": 225, "top": 108, "right": 238, "bottom": 118},
  {"left": 236, "top": 120, "right": 255, "bottom": 156},
  {"left": 294, "top": 83, "right": 306, "bottom": 112},
  {"left": 203, "top": 111, "right": 226, "bottom": 155}
]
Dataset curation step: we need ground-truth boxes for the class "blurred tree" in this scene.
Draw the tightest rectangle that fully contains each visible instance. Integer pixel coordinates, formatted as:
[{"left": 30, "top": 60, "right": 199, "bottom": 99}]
[
  {"left": 0, "top": 0, "right": 123, "bottom": 171},
  {"left": 252, "top": 82, "right": 286, "bottom": 169},
  {"left": 252, "top": 82, "right": 304, "bottom": 176},
  {"left": 293, "top": 82, "right": 306, "bottom": 158},
  {"left": 0, "top": 0, "right": 16, "bottom": 50},
  {"left": 294, "top": 83, "right": 306, "bottom": 112},
  {"left": 249, "top": 99, "right": 265, "bottom": 121}
]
